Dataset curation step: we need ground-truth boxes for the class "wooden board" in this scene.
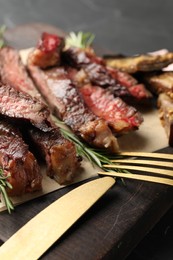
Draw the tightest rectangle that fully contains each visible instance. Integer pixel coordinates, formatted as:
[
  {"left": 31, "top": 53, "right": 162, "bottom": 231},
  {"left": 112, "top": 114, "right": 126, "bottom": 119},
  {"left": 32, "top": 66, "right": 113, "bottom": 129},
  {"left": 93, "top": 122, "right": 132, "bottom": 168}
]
[{"left": 0, "top": 23, "right": 173, "bottom": 259}]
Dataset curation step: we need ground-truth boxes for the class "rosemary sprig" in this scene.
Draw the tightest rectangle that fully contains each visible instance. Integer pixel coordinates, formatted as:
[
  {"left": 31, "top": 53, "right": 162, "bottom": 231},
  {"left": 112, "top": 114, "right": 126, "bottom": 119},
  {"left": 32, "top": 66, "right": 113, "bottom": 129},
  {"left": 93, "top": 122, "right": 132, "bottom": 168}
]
[
  {"left": 0, "top": 25, "right": 6, "bottom": 48},
  {"left": 56, "top": 120, "right": 129, "bottom": 174},
  {"left": 65, "top": 31, "right": 95, "bottom": 49},
  {"left": 0, "top": 169, "right": 14, "bottom": 213}
]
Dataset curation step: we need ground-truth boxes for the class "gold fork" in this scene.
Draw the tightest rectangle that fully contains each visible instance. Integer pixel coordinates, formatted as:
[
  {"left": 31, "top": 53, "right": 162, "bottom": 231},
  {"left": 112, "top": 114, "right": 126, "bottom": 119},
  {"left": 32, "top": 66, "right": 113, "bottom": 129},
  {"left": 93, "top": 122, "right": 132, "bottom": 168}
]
[{"left": 98, "top": 152, "right": 173, "bottom": 186}]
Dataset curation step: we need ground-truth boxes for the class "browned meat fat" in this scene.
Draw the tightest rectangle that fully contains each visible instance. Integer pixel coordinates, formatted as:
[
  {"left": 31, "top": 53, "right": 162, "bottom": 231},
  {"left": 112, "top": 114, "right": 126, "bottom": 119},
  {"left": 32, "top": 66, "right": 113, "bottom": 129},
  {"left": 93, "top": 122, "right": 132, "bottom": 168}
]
[
  {"left": 0, "top": 83, "right": 51, "bottom": 131},
  {"left": 144, "top": 71, "right": 173, "bottom": 98},
  {"left": 27, "top": 127, "right": 80, "bottom": 185},
  {"left": 0, "top": 120, "right": 42, "bottom": 196},
  {"left": 104, "top": 52, "right": 173, "bottom": 73},
  {"left": 158, "top": 93, "right": 173, "bottom": 147},
  {"left": 28, "top": 65, "right": 119, "bottom": 152}
]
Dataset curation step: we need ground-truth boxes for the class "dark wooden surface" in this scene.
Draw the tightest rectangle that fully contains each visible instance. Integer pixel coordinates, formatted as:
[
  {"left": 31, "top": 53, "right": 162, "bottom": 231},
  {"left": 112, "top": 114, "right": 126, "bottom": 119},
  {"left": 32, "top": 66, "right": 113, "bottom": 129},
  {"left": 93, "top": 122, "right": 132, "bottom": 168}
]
[
  {"left": 0, "top": 147, "right": 172, "bottom": 259},
  {"left": 0, "top": 23, "right": 172, "bottom": 260}
]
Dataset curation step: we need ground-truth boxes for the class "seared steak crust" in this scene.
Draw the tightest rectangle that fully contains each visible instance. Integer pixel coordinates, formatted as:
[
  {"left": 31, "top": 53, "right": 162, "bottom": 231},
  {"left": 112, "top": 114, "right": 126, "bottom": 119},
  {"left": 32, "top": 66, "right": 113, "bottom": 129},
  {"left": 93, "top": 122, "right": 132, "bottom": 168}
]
[
  {"left": 28, "top": 127, "right": 80, "bottom": 184},
  {"left": 0, "top": 120, "right": 42, "bottom": 196},
  {"left": 158, "top": 93, "right": 173, "bottom": 146},
  {"left": 144, "top": 71, "right": 173, "bottom": 98},
  {"left": 28, "top": 32, "right": 65, "bottom": 69},
  {"left": 63, "top": 47, "right": 151, "bottom": 101},
  {"left": 104, "top": 52, "right": 173, "bottom": 73},
  {"left": 28, "top": 65, "right": 119, "bottom": 152},
  {"left": 0, "top": 83, "right": 51, "bottom": 131}
]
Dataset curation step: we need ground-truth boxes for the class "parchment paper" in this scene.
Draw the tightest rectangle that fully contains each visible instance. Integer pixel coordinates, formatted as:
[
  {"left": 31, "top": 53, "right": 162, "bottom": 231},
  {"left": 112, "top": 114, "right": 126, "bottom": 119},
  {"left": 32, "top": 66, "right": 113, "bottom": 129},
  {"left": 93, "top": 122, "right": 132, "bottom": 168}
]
[{"left": 0, "top": 49, "right": 169, "bottom": 212}]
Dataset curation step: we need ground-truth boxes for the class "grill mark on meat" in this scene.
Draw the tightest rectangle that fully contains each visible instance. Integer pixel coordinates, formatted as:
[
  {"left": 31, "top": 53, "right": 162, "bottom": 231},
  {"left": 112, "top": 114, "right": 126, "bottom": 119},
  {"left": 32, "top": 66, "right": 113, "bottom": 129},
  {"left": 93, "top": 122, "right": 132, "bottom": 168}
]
[
  {"left": 107, "top": 67, "right": 152, "bottom": 101},
  {"left": 0, "top": 83, "right": 51, "bottom": 131},
  {"left": 66, "top": 66, "right": 130, "bottom": 98},
  {"left": 64, "top": 47, "right": 152, "bottom": 101},
  {"left": 0, "top": 120, "right": 42, "bottom": 196},
  {"left": 28, "top": 65, "right": 119, "bottom": 152},
  {"left": 27, "top": 126, "right": 80, "bottom": 184},
  {"left": 79, "top": 84, "right": 143, "bottom": 134},
  {"left": 0, "top": 47, "right": 41, "bottom": 99},
  {"left": 63, "top": 47, "right": 130, "bottom": 97}
]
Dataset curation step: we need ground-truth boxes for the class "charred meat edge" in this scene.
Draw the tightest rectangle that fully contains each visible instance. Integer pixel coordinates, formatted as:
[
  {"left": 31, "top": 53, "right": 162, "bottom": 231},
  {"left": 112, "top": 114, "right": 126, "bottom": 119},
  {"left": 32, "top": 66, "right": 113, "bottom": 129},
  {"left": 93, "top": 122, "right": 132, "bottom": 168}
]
[
  {"left": 0, "top": 119, "right": 42, "bottom": 196},
  {"left": 27, "top": 126, "right": 80, "bottom": 185},
  {"left": 0, "top": 83, "right": 51, "bottom": 132},
  {"left": 27, "top": 32, "right": 65, "bottom": 69},
  {"left": 158, "top": 93, "right": 173, "bottom": 147}
]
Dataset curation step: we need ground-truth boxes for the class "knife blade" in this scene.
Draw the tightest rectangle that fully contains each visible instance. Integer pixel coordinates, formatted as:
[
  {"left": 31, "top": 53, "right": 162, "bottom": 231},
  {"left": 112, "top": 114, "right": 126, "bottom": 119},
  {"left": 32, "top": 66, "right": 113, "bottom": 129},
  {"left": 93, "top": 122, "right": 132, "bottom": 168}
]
[{"left": 0, "top": 176, "right": 115, "bottom": 260}]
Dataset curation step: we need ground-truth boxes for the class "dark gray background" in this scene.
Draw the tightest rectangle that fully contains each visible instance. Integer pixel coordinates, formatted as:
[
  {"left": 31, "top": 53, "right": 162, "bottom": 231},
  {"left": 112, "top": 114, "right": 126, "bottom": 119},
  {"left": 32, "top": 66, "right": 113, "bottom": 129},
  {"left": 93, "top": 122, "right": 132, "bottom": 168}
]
[
  {"left": 0, "top": 0, "right": 172, "bottom": 259},
  {"left": 0, "top": 0, "right": 173, "bottom": 54}
]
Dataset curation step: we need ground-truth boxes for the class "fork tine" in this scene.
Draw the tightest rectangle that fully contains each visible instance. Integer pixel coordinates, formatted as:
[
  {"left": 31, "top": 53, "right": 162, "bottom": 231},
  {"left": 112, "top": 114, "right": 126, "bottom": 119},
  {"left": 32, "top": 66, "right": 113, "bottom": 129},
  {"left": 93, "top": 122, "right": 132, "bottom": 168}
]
[
  {"left": 118, "top": 152, "right": 173, "bottom": 160},
  {"left": 111, "top": 159, "right": 173, "bottom": 168},
  {"left": 98, "top": 172, "right": 173, "bottom": 186},
  {"left": 103, "top": 164, "right": 173, "bottom": 177}
]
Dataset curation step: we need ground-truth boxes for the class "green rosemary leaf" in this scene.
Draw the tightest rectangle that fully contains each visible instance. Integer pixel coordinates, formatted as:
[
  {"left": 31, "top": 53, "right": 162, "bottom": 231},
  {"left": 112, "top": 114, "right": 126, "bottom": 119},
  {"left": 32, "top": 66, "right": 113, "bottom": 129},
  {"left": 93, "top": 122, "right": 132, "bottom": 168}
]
[
  {"left": 65, "top": 31, "right": 95, "bottom": 49},
  {"left": 6, "top": 181, "right": 13, "bottom": 189},
  {"left": 0, "top": 25, "right": 6, "bottom": 48},
  {"left": 84, "top": 147, "right": 102, "bottom": 168},
  {"left": 0, "top": 169, "right": 14, "bottom": 213},
  {"left": 53, "top": 116, "right": 130, "bottom": 179}
]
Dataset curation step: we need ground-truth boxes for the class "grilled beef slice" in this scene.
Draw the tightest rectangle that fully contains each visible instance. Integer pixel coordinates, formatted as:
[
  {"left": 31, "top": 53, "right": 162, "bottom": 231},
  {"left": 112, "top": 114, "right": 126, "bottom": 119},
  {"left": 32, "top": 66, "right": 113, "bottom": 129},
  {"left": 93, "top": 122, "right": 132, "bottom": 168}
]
[
  {"left": 104, "top": 52, "right": 173, "bottom": 73},
  {"left": 79, "top": 84, "right": 143, "bottom": 134},
  {"left": 144, "top": 71, "right": 173, "bottom": 98},
  {"left": 27, "top": 126, "right": 80, "bottom": 184},
  {"left": 63, "top": 47, "right": 129, "bottom": 95},
  {"left": 0, "top": 120, "right": 42, "bottom": 196},
  {"left": 28, "top": 32, "right": 65, "bottom": 69},
  {"left": 63, "top": 47, "right": 151, "bottom": 101},
  {"left": 66, "top": 66, "right": 130, "bottom": 98},
  {"left": 0, "top": 83, "right": 51, "bottom": 131},
  {"left": 107, "top": 67, "right": 152, "bottom": 101},
  {"left": 158, "top": 93, "right": 173, "bottom": 147},
  {"left": 28, "top": 65, "right": 119, "bottom": 152},
  {"left": 0, "top": 47, "right": 41, "bottom": 99}
]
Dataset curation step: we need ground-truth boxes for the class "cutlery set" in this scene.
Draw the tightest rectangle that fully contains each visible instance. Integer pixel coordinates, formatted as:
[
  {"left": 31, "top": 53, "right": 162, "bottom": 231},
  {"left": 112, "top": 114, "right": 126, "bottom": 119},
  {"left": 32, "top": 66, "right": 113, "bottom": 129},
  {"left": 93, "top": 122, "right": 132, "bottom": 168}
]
[{"left": 99, "top": 152, "right": 173, "bottom": 186}]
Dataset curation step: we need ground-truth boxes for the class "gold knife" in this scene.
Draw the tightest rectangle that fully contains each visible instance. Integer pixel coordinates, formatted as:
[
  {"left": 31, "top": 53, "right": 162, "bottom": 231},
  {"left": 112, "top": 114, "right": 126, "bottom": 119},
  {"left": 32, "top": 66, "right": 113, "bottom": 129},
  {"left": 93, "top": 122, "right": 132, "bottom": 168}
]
[{"left": 0, "top": 176, "right": 115, "bottom": 260}]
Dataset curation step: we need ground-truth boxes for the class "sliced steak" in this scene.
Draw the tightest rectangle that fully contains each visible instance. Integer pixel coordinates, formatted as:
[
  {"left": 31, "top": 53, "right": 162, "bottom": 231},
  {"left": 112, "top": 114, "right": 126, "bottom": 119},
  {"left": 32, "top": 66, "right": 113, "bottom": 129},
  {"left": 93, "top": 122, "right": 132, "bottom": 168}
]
[
  {"left": 0, "top": 47, "right": 40, "bottom": 99},
  {"left": 63, "top": 47, "right": 125, "bottom": 87},
  {"left": 27, "top": 126, "right": 80, "bottom": 185},
  {"left": 107, "top": 67, "right": 152, "bottom": 101},
  {"left": 104, "top": 52, "right": 173, "bottom": 73},
  {"left": 28, "top": 65, "right": 119, "bottom": 152},
  {"left": 144, "top": 71, "right": 173, "bottom": 98},
  {"left": 79, "top": 84, "right": 143, "bottom": 134},
  {"left": 28, "top": 32, "right": 64, "bottom": 69},
  {"left": 63, "top": 47, "right": 151, "bottom": 101},
  {"left": 158, "top": 93, "right": 173, "bottom": 147},
  {"left": 0, "top": 83, "right": 51, "bottom": 131},
  {"left": 0, "top": 120, "right": 42, "bottom": 196}
]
